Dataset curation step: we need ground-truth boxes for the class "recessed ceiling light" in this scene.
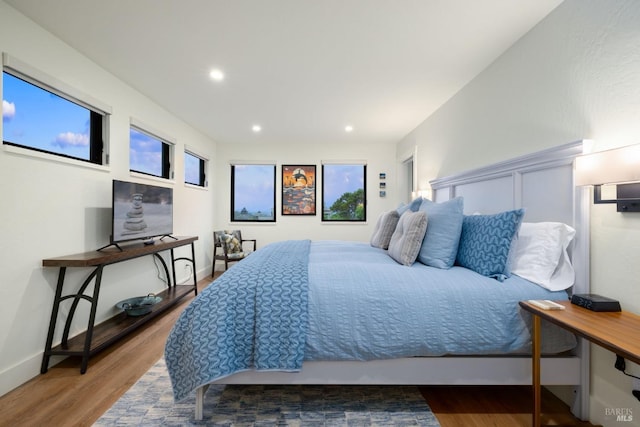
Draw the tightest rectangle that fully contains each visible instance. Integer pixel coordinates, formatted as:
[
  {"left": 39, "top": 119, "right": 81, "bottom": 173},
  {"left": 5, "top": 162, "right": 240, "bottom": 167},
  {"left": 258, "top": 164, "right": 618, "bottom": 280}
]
[
  {"left": 252, "top": 125, "right": 262, "bottom": 133},
  {"left": 345, "top": 125, "right": 354, "bottom": 133},
  {"left": 209, "top": 69, "right": 224, "bottom": 81}
]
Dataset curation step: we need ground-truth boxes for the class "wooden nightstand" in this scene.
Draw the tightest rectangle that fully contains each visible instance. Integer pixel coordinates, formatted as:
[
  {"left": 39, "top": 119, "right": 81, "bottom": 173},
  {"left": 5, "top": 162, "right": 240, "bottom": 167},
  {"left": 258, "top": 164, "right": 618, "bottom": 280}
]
[{"left": 519, "top": 300, "right": 640, "bottom": 426}]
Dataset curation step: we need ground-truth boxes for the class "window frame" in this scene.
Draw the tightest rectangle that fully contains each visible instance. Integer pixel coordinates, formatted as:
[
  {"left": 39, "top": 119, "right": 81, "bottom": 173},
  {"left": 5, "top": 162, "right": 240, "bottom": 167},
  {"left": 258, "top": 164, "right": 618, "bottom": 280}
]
[
  {"left": 184, "top": 149, "right": 208, "bottom": 187},
  {"left": 2, "top": 54, "right": 111, "bottom": 166},
  {"left": 321, "top": 162, "right": 367, "bottom": 222},
  {"left": 129, "top": 118, "right": 175, "bottom": 180},
  {"left": 230, "top": 163, "right": 276, "bottom": 223}
]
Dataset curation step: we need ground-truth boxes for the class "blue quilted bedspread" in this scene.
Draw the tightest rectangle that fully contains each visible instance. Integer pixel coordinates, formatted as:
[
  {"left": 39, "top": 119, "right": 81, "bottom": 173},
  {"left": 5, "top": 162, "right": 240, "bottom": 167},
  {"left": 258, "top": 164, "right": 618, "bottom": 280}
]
[
  {"left": 165, "top": 240, "right": 576, "bottom": 402},
  {"left": 165, "top": 240, "right": 310, "bottom": 401}
]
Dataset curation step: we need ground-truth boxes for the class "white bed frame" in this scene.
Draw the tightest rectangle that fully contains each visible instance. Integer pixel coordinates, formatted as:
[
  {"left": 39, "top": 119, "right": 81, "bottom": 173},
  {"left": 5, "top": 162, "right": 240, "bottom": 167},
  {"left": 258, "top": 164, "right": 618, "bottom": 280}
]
[{"left": 194, "top": 141, "right": 591, "bottom": 421}]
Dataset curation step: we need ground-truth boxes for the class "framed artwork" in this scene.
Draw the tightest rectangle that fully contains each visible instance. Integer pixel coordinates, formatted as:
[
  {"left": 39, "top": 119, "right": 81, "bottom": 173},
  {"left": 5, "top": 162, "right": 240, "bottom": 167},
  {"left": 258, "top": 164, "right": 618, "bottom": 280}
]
[{"left": 282, "top": 165, "right": 316, "bottom": 215}]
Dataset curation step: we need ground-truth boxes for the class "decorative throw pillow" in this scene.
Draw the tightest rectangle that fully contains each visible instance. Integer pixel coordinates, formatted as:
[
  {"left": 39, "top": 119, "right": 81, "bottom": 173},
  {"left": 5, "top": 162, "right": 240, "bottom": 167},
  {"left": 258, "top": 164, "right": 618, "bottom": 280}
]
[
  {"left": 416, "top": 197, "right": 464, "bottom": 269},
  {"left": 219, "top": 232, "right": 243, "bottom": 254},
  {"left": 387, "top": 210, "right": 428, "bottom": 266},
  {"left": 370, "top": 210, "right": 401, "bottom": 249},
  {"left": 511, "top": 222, "right": 576, "bottom": 290},
  {"left": 455, "top": 208, "right": 525, "bottom": 281},
  {"left": 396, "top": 197, "right": 423, "bottom": 215}
]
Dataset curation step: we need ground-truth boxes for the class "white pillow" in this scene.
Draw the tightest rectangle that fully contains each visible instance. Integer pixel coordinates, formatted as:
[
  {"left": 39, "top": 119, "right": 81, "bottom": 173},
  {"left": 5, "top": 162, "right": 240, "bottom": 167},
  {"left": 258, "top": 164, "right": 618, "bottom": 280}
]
[{"left": 511, "top": 222, "right": 576, "bottom": 290}]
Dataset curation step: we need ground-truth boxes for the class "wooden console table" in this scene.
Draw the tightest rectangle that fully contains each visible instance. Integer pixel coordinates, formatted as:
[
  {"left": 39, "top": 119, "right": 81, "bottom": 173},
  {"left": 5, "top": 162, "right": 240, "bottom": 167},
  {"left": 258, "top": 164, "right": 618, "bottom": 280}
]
[
  {"left": 520, "top": 300, "right": 640, "bottom": 426},
  {"left": 41, "top": 236, "right": 198, "bottom": 374}
]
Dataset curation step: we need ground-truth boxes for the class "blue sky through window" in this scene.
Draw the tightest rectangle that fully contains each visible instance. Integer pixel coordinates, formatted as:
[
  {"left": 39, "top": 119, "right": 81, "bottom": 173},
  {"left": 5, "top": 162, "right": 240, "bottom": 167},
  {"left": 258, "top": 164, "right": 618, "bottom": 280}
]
[
  {"left": 322, "top": 164, "right": 365, "bottom": 206},
  {"left": 2, "top": 72, "right": 91, "bottom": 160},
  {"left": 233, "top": 164, "right": 275, "bottom": 217},
  {"left": 130, "top": 127, "right": 163, "bottom": 176},
  {"left": 185, "top": 152, "right": 201, "bottom": 185}
]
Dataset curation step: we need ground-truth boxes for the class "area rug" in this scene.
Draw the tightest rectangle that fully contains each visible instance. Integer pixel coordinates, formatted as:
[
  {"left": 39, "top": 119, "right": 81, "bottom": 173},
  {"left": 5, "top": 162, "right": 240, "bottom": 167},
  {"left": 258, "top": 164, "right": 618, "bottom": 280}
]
[{"left": 95, "top": 358, "right": 441, "bottom": 426}]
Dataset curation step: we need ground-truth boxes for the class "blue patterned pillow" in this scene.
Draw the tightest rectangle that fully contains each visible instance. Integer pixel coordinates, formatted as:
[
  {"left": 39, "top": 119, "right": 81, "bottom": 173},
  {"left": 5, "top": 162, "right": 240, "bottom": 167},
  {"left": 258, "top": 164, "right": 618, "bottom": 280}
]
[
  {"left": 456, "top": 209, "right": 525, "bottom": 281},
  {"left": 416, "top": 197, "right": 464, "bottom": 269}
]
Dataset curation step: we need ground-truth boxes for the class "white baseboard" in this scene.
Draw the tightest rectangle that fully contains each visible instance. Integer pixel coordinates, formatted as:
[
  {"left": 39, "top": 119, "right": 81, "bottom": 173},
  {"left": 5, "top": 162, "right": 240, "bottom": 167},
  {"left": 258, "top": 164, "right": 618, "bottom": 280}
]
[{"left": 0, "top": 352, "right": 44, "bottom": 397}]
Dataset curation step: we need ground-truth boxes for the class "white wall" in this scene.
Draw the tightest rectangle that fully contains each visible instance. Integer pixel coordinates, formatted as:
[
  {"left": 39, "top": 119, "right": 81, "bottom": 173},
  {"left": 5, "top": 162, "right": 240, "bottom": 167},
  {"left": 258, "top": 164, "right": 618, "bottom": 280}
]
[
  {"left": 0, "top": 2, "right": 217, "bottom": 395},
  {"left": 0, "top": 2, "right": 402, "bottom": 397},
  {"left": 213, "top": 141, "right": 400, "bottom": 263},
  {"left": 397, "top": 0, "right": 640, "bottom": 424}
]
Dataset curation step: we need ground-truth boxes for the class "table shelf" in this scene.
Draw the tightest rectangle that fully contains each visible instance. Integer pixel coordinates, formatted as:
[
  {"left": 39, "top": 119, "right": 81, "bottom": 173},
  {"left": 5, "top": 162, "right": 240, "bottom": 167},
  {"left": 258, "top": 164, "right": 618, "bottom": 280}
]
[
  {"left": 50, "top": 285, "right": 194, "bottom": 355},
  {"left": 41, "top": 236, "right": 198, "bottom": 374}
]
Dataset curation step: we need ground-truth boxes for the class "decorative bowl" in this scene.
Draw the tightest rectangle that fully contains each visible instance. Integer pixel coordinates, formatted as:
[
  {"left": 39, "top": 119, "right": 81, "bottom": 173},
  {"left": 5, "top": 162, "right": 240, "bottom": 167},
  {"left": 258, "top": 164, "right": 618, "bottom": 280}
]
[{"left": 116, "top": 293, "right": 162, "bottom": 316}]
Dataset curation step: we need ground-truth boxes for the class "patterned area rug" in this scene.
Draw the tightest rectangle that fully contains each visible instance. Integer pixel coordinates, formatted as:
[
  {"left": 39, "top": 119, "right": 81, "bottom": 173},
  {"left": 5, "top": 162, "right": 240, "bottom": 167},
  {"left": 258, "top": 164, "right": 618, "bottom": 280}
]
[{"left": 95, "top": 358, "right": 441, "bottom": 426}]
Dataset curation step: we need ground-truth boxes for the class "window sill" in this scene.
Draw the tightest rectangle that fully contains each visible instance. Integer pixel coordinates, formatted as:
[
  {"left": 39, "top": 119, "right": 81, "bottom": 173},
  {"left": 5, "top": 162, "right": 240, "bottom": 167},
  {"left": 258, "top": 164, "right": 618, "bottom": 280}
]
[{"left": 3, "top": 143, "right": 110, "bottom": 172}]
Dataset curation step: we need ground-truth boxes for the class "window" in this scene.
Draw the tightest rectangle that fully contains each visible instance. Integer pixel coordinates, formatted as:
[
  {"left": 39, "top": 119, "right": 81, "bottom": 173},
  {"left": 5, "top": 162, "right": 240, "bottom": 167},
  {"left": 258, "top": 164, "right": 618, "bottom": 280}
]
[
  {"left": 185, "top": 150, "right": 207, "bottom": 187},
  {"left": 129, "top": 121, "right": 174, "bottom": 179},
  {"left": 2, "top": 70, "right": 107, "bottom": 165},
  {"left": 231, "top": 164, "right": 276, "bottom": 222},
  {"left": 322, "top": 163, "right": 367, "bottom": 221}
]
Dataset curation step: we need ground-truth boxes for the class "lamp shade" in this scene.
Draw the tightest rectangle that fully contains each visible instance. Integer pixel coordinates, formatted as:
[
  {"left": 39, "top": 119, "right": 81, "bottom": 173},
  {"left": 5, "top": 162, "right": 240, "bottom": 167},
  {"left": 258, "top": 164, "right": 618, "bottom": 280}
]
[{"left": 575, "top": 144, "right": 640, "bottom": 186}]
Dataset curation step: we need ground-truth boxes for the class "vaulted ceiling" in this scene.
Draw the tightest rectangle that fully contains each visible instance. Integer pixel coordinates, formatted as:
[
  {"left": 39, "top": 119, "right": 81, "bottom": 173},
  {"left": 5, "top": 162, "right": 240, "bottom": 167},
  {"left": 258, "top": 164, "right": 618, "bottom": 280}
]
[{"left": 5, "top": 0, "right": 563, "bottom": 146}]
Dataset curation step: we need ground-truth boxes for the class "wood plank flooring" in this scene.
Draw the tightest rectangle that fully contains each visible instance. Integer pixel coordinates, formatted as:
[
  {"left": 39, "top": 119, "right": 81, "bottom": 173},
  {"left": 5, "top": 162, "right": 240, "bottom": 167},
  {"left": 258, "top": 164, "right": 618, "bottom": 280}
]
[{"left": 0, "top": 274, "right": 598, "bottom": 427}]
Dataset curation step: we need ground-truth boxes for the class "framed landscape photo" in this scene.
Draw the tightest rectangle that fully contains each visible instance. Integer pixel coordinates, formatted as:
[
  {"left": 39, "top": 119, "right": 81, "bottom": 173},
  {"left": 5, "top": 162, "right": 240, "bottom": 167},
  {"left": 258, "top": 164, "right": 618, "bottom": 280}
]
[{"left": 282, "top": 165, "right": 316, "bottom": 215}]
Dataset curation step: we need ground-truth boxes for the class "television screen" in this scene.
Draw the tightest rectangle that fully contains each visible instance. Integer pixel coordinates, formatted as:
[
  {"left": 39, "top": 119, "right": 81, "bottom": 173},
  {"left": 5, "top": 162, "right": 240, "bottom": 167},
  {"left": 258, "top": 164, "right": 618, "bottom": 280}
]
[{"left": 111, "top": 180, "right": 173, "bottom": 244}]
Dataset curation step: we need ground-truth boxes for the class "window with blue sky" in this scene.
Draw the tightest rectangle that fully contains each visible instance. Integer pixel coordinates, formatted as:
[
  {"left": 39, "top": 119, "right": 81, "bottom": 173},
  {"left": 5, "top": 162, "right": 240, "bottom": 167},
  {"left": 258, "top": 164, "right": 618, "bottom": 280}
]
[
  {"left": 129, "top": 126, "right": 171, "bottom": 179},
  {"left": 185, "top": 151, "right": 206, "bottom": 187},
  {"left": 322, "top": 163, "right": 367, "bottom": 221},
  {"left": 2, "top": 71, "right": 103, "bottom": 163},
  {"left": 231, "top": 164, "right": 276, "bottom": 222}
]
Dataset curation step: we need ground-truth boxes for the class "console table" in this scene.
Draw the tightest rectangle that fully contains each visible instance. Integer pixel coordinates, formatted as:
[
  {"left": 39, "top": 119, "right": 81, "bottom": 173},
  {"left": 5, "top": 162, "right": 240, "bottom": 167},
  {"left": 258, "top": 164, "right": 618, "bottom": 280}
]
[
  {"left": 41, "top": 236, "right": 198, "bottom": 374},
  {"left": 520, "top": 300, "right": 640, "bottom": 426}
]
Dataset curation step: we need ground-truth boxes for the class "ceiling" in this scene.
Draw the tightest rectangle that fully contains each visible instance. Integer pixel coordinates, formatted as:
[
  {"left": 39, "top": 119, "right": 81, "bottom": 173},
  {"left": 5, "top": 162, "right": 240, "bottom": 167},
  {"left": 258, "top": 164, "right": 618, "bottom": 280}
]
[{"left": 5, "top": 0, "right": 563, "bottom": 147}]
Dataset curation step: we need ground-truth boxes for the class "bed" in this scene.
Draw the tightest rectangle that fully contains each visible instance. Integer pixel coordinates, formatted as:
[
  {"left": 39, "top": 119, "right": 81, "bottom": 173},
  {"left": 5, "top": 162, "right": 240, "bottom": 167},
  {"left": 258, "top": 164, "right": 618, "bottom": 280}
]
[{"left": 165, "top": 141, "right": 591, "bottom": 421}]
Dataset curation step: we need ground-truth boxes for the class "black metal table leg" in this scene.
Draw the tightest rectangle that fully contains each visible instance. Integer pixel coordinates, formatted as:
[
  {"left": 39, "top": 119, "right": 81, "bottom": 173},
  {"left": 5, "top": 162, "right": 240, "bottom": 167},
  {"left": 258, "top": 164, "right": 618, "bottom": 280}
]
[
  {"left": 191, "top": 242, "right": 198, "bottom": 295},
  {"left": 80, "top": 265, "right": 104, "bottom": 374},
  {"left": 41, "top": 267, "right": 67, "bottom": 374}
]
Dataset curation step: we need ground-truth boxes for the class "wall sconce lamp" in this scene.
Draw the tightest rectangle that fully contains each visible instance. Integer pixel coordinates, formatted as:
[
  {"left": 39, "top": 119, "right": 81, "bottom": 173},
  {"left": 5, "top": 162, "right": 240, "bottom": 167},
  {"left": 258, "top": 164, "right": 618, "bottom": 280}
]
[{"left": 575, "top": 143, "right": 640, "bottom": 212}]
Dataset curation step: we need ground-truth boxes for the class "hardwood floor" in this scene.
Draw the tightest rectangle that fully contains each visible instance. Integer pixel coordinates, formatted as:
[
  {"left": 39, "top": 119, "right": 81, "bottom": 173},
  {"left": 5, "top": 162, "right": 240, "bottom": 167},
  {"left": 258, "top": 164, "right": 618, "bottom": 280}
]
[{"left": 0, "top": 274, "right": 598, "bottom": 427}]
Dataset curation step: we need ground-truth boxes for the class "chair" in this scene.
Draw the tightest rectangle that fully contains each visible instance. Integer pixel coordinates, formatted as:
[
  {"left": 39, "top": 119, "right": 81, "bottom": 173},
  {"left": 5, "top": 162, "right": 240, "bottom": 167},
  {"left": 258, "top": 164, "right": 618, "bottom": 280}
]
[{"left": 211, "top": 230, "right": 257, "bottom": 275}]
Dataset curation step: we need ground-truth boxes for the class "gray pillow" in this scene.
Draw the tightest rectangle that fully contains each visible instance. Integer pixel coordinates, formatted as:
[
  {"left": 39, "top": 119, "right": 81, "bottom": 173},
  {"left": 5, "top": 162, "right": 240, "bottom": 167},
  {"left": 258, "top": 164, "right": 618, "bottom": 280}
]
[
  {"left": 388, "top": 210, "right": 428, "bottom": 266},
  {"left": 370, "top": 210, "right": 400, "bottom": 249}
]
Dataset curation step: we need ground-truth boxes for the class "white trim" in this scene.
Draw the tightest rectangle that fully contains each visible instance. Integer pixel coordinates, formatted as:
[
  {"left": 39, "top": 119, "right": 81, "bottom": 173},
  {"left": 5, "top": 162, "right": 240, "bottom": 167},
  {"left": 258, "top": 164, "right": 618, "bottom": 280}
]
[
  {"left": 321, "top": 159, "right": 367, "bottom": 165},
  {"left": 185, "top": 183, "right": 209, "bottom": 191},
  {"left": 129, "top": 117, "right": 176, "bottom": 145},
  {"left": 2, "top": 143, "right": 110, "bottom": 172},
  {"left": 212, "top": 357, "right": 580, "bottom": 386},
  {"left": 430, "top": 141, "right": 584, "bottom": 188},
  {"left": 185, "top": 145, "right": 209, "bottom": 161},
  {"left": 229, "top": 160, "right": 277, "bottom": 165},
  {"left": 129, "top": 171, "right": 175, "bottom": 186},
  {"left": 2, "top": 52, "right": 112, "bottom": 115}
]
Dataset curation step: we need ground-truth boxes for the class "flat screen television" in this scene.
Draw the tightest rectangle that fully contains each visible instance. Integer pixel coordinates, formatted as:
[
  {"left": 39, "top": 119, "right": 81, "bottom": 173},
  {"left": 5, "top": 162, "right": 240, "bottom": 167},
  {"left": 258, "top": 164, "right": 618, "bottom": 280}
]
[{"left": 105, "top": 179, "right": 174, "bottom": 249}]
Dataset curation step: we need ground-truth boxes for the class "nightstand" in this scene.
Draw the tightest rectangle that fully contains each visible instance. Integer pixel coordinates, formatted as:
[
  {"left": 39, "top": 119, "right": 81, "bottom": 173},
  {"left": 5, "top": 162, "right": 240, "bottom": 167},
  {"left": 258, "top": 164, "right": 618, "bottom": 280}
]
[{"left": 519, "top": 300, "right": 640, "bottom": 426}]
